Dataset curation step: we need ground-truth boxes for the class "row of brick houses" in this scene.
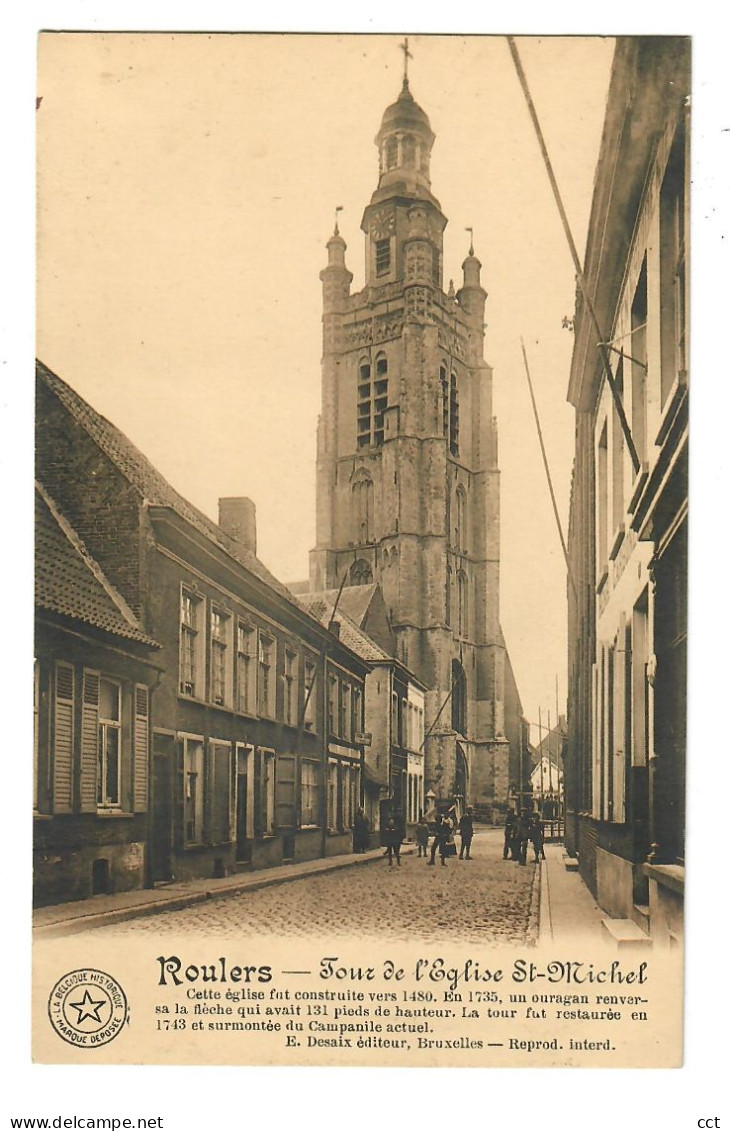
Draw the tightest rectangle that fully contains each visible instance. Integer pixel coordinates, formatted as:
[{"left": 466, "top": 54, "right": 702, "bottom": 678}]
[
  {"left": 298, "top": 585, "right": 427, "bottom": 834},
  {"left": 34, "top": 360, "right": 376, "bottom": 906},
  {"left": 564, "top": 37, "right": 689, "bottom": 944}
]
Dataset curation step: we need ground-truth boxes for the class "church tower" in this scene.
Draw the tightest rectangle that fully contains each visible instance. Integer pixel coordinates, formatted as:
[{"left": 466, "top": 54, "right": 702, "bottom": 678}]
[{"left": 310, "top": 64, "right": 510, "bottom": 816}]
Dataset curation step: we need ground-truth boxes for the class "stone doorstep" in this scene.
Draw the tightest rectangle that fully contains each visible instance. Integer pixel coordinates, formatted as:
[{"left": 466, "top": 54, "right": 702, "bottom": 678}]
[
  {"left": 601, "top": 917, "right": 653, "bottom": 949},
  {"left": 562, "top": 853, "right": 580, "bottom": 871}
]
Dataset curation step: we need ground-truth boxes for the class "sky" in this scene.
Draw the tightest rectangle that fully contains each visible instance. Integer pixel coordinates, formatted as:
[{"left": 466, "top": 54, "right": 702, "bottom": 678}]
[{"left": 36, "top": 32, "right": 614, "bottom": 744}]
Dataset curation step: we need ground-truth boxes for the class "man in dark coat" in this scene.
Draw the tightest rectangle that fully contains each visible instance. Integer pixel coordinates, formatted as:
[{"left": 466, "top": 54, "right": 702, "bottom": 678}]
[
  {"left": 503, "top": 808, "right": 517, "bottom": 860},
  {"left": 428, "top": 815, "right": 453, "bottom": 866},
  {"left": 458, "top": 808, "right": 474, "bottom": 859},
  {"left": 529, "top": 814, "right": 546, "bottom": 862},
  {"left": 516, "top": 809, "right": 532, "bottom": 866},
  {"left": 384, "top": 817, "right": 403, "bottom": 866}
]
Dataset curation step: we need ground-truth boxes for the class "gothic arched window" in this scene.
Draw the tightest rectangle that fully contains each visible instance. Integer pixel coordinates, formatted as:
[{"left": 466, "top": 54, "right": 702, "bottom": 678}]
[
  {"left": 352, "top": 473, "right": 374, "bottom": 545},
  {"left": 350, "top": 558, "right": 373, "bottom": 586},
  {"left": 451, "top": 659, "right": 467, "bottom": 735},
  {"left": 455, "top": 486, "right": 467, "bottom": 552},
  {"left": 457, "top": 569, "right": 468, "bottom": 638}
]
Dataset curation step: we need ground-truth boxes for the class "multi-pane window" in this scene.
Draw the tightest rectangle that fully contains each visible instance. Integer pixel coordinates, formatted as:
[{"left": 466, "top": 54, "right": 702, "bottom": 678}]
[
  {"left": 352, "top": 687, "right": 362, "bottom": 740},
  {"left": 391, "top": 691, "right": 401, "bottom": 747},
  {"left": 253, "top": 748, "right": 275, "bottom": 836},
  {"left": 97, "top": 677, "right": 121, "bottom": 808},
  {"left": 210, "top": 608, "right": 229, "bottom": 706},
  {"left": 328, "top": 675, "right": 338, "bottom": 735},
  {"left": 328, "top": 761, "right": 339, "bottom": 830},
  {"left": 340, "top": 682, "right": 351, "bottom": 742},
  {"left": 236, "top": 622, "right": 256, "bottom": 714},
  {"left": 261, "top": 750, "right": 275, "bottom": 835},
  {"left": 341, "top": 764, "right": 358, "bottom": 829},
  {"left": 184, "top": 738, "right": 205, "bottom": 843},
  {"left": 180, "top": 588, "right": 203, "bottom": 696},
  {"left": 301, "top": 760, "right": 319, "bottom": 826},
  {"left": 257, "top": 634, "right": 275, "bottom": 717},
  {"left": 303, "top": 659, "right": 317, "bottom": 730},
  {"left": 284, "top": 648, "right": 298, "bottom": 727}
]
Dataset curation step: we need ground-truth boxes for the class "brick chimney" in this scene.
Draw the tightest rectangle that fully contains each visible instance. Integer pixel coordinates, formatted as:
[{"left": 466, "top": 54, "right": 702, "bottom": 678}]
[{"left": 218, "top": 497, "right": 257, "bottom": 557}]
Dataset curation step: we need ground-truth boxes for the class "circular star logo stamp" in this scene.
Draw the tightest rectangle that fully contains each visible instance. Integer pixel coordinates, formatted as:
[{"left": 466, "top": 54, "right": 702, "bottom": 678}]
[{"left": 48, "top": 969, "right": 128, "bottom": 1048}]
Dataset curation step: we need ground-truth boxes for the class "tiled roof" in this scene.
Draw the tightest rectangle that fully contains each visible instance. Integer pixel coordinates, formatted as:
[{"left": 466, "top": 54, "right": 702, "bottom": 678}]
[
  {"left": 300, "top": 593, "right": 392, "bottom": 663},
  {"left": 309, "top": 584, "right": 379, "bottom": 628},
  {"left": 35, "top": 484, "right": 159, "bottom": 648},
  {"left": 36, "top": 360, "right": 300, "bottom": 608}
]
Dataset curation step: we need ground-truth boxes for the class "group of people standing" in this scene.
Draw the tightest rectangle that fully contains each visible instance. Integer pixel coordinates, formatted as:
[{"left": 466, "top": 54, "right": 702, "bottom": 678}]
[
  {"left": 503, "top": 808, "right": 545, "bottom": 865},
  {"left": 357, "top": 805, "right": 547, "bottom": 868},
  {"left": 415, "top": 809, "right": 474, "bottom": 866}
]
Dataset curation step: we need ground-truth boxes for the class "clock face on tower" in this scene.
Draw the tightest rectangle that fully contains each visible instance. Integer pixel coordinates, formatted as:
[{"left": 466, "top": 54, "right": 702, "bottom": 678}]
[{"left": 371, "top": 206, "right": 395, "bottom": 241}]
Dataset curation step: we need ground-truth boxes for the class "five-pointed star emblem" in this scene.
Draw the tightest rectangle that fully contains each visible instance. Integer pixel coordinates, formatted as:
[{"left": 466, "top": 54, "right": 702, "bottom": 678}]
[{"left": 69, "top": 988, "right": 107, "bottom": 1024}]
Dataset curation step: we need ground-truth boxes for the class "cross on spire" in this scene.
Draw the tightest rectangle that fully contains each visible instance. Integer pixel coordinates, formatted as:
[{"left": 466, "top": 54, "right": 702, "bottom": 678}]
[
  {"left": 465, "top": 226, "right": 474, "bottom": 255},
  {"left": 399, "top": 37, "right": 413, "bottom": 89}
]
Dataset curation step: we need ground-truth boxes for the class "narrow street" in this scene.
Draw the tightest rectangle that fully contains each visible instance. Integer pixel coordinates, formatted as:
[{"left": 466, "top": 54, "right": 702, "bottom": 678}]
[{"left": 95, "top": 828, "right": 538, "bottom": 945}]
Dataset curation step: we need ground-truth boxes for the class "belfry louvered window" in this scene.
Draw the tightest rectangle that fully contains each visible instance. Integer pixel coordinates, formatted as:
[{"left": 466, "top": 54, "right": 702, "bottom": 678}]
[
  {"left": 357, "top": 355, "right": 388, "bottom": 448},
  {"left": 449, "top": 372, "right": 460, "bottom": 456},
  {"left": 357, "top": 360, "right": 372, "bottom": 447},
  {"left": 375, "top": 239, "right": 391, "bottom": 276},
  {"left": 373, "top": 355, "right": 388, "bottom": 446}
]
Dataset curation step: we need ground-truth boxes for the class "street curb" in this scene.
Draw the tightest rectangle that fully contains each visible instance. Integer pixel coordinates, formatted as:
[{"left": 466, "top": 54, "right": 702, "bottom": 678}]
[
  {"left": 537, "top": 856, "right": 552, "bottom": 944},
  {"left": 33, "top": 849, "right": 392, "bottom": 939},
  {"left": 525, "top": 860, "right": 541, "bottom": 947}
]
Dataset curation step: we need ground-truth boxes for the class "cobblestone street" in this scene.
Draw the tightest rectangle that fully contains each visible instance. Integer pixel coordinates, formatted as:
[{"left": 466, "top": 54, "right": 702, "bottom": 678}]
[{"left": 97, "top": 828, "right": 538, "bottom": 944}]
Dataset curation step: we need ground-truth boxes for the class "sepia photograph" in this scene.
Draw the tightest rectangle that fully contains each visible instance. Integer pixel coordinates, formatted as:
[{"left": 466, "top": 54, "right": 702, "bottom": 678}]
[{"left": 29, "top": 29, "right": 691, "bottom": 1070}]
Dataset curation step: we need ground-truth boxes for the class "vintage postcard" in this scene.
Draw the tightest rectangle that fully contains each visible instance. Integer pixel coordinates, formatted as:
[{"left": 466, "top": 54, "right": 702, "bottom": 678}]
[{"left": 32, "top": 31, "right": 688, "bottom": 1068}]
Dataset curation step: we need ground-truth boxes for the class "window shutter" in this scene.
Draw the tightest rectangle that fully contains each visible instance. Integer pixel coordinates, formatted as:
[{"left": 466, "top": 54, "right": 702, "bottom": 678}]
[
  {"left": 253, "top": 749, "right": 263, "bottom": 837},
  {"left": 209, "top": 741, "right": 232, "bottom": 845},
  {"left": 133, "top": 684, "right": 150, "bottom": 812},
  {"left": 275, "top": 754, "right": 297, "bottom": 829},
  {"left": 52, "top": 662, "right": 74, "bottom": 813},
  {"left": 79, "top": 669, "right": 100, "bottom": 812},
  {"left": 173, "top": 740, "right": 185, "bottom": 850}
]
